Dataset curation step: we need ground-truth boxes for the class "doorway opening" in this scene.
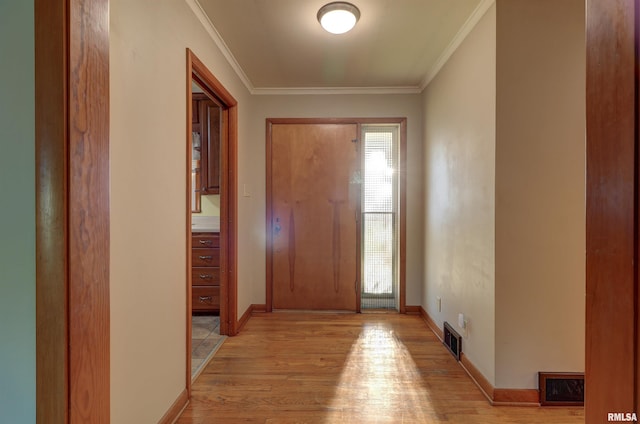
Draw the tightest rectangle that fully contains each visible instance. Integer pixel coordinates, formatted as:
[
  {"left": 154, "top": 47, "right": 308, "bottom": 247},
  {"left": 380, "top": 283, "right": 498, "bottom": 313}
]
[
  {"left": 186, "top": 49, "right": 238, "bottom": 394},
  {"left": 360, "top": 125, "right": 400, "bottom": 311}
]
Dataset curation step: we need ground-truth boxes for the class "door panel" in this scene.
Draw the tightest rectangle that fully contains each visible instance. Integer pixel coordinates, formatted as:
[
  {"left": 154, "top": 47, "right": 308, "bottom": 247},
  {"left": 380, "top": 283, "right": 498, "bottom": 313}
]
[{"left": 271, "top": 124, "right": 358, "bottom": 310}]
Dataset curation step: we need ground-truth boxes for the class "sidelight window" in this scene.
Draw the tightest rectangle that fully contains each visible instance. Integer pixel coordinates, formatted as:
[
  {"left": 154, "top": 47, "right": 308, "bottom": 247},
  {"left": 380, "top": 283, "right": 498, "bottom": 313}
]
[{"left": 361, "top": 125, "right": 399, "bottom": 310}]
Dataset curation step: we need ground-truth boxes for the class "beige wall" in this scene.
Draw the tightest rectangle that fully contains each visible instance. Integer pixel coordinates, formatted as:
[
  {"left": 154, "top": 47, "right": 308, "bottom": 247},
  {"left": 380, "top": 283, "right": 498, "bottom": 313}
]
[
  {"left": 422, "top": 0, "right": 585, "bottom": 390},
  {"left": 110, "top": 0, "right": 253, "bottom": 421},
  {"left": 495, "top": 0, "right": 585, "bottom": 389},
  {"left": 422, "top": 4, "right": 497, "bottom": 385},
  {"left": 251, "top": 94, "right": 424, "bottom": 305},
  {"left": 193, "top": 194, "right": 221, "bottom": 217}
]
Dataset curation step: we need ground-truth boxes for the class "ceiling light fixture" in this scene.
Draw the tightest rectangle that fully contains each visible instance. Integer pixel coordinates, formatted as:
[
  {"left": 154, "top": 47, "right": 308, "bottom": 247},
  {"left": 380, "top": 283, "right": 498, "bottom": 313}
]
[{"left": 317, "top": 2, "right": 360, "bottom": 35}]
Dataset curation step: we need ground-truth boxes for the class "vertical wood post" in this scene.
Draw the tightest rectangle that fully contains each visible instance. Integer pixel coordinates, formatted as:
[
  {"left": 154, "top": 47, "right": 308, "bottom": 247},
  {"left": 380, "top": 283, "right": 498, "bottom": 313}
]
[
  {"left": 585, "top": 0, "right": 638, "bottom": 421},
  {"left": 36, "top": 0, "right": 110, "bottom": 422},
  {"left": 35, "top": 0, "right": 69, "bottom": 420}
]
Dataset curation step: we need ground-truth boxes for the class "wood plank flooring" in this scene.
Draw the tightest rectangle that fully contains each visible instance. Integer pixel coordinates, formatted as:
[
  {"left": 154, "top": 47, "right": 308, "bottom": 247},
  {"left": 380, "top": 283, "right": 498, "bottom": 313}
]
[{"left": 177, "top": 313, "right": 584, "bottom": 423}]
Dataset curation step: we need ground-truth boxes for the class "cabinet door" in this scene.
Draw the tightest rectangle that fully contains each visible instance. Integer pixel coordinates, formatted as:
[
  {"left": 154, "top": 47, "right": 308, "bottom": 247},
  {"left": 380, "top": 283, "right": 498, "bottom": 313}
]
[
  {"left": 192, "top": 98, "right": 200, "bottom": 125},
  {"left": 201, "top": 100, "right": 221, "bottom": 194},
  {"left": 191, "top": 94, "right": 207, "bottom": 212}
]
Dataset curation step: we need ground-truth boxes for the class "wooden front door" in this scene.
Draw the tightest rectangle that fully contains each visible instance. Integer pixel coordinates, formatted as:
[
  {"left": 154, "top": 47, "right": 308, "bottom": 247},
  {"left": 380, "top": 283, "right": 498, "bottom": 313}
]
[{"left": 269, "top": 122, "right": 359, "bottom": 310}]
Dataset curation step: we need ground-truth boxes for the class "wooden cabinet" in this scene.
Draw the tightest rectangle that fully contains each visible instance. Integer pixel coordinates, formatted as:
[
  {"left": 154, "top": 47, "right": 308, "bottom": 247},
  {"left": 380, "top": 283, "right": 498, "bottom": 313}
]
[
  {"left": 192, "top": 93, "right": 221, "bottom": 195},
  {"left": 192, "top": 232, "right": 220, "bottom": 312}
]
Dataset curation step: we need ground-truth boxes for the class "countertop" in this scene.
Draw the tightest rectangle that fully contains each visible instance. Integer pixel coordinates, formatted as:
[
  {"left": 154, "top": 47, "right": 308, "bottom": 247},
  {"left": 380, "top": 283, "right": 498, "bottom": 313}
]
[{"left": 191, "top": 215, "right": 220, "bottom": 233}]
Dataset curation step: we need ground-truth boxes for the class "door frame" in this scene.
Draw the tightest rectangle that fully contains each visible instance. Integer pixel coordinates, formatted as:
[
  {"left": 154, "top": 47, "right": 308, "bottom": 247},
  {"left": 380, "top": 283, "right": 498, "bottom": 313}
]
[
  {"left": 265, "top": 118, "right": 407, "bottom": 313},
  {"left": 185, "top": 49, "right": 239, "bottom": 395},
  {"left": 585, "top": 0, "right": 640, "bottom": 418},
  {"left": 35, "top": 0, "right": 110, "bottom": 421}
]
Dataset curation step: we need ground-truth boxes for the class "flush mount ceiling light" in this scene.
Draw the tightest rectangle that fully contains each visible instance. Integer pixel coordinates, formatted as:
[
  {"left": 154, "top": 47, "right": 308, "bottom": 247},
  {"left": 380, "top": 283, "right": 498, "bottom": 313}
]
[{"left": 317, "top": 2, "right": 360, "bottom": 34}]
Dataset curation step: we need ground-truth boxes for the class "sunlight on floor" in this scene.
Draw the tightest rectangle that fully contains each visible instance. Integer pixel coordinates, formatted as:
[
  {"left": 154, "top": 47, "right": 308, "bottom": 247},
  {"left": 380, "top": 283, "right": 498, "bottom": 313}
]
[
  {"left": 179, "top": 313, "right": 584, "bottom": 423},
  {"left": 326, "top": 322, "right": 434, "bottom": 422}
]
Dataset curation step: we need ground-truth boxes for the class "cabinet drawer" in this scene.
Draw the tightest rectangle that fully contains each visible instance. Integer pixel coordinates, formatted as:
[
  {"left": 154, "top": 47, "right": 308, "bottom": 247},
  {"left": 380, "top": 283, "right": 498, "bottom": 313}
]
[
  {"left": 192, "top": 248, "right": 219, "bottom": 266},
  {"left": 192, "top": 233, "right": 220, "bottom": 248},
  {"left": 192, "top": 267, "right": 220, "bottom": 286},
  {"left": 192, "top": 286, "right": 220, "bottom": 311}
]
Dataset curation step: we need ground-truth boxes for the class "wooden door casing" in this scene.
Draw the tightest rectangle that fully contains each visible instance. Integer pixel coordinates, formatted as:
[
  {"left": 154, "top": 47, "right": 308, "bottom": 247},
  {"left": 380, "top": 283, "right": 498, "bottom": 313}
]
[
  {"left": 186, "top": 50, "right": 239, "bottom": 406},
  {"left": 36, "top": 0, "right": 111, "bottom": 422},
  {"left": 585, "top": 0, "right": 639, "bottom": 420},
  {"left": 271, "top": 123, "right": 359, "bottom": 310}
]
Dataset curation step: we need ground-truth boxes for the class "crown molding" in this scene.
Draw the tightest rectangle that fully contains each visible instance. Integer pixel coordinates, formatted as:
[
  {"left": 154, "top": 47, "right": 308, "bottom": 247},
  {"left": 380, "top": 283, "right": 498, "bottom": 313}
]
[
  {"left": 188, "top": 0, "right": 493, "bottom": 96},
  {"left": 251, "top": 86, "right": 422, "bottom": 96},
  {"left": 420, "top": 0, "right": 496, "bottom": 91},
  {"left": 186, "top": 0, "right": 255, "bottom": 93}
]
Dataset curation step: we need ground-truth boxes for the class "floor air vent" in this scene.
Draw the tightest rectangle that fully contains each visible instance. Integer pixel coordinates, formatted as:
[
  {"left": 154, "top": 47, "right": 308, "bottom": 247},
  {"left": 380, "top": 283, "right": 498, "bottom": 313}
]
[
  {"left": 443, "top": 321, "right": 461, "bottom": 360},
  {"left": 539, "top": 372, "right": 584, "bottom": 406}
]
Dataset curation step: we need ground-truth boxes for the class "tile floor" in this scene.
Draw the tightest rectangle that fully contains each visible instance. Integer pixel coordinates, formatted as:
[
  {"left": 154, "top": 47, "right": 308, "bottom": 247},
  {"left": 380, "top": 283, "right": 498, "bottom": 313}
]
[{"left": 191, "top": 315, "right": 226, "bottom": 379}]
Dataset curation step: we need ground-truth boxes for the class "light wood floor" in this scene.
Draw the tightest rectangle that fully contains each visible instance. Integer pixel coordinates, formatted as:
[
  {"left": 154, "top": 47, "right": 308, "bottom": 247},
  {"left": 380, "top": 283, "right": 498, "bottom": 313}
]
[{"left": 177, "top": 313, "right": 584, "bottom": 423}]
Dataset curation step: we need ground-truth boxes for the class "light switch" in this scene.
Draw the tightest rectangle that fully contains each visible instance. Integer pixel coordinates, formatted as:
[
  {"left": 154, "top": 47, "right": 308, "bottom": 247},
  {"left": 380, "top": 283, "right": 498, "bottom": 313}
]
[
  {"left": 458, "top": 313, "right": 466, "bottom": 329},
  {"left": 243, "top": 184, "right": 251, "bottom": 197}
]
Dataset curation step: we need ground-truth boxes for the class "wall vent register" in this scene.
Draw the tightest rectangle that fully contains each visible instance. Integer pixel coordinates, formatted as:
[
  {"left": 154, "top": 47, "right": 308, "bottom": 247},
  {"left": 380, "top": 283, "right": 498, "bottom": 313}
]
[
  {"left": 443, "top": 321, "right": 461, "bottom": 361},
  {"left": 538, "top": 372, "right": 584, "bottom": 406}
]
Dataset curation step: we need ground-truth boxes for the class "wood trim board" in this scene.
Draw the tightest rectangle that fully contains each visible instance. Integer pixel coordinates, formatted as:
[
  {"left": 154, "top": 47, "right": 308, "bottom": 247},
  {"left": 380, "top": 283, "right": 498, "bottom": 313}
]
[
  {"left": 35, "top": 0, "right": 69, "bottom": 421},
  {"left": 493, "top": 389, "right": 540, "bottom": 405},
  {"left": 265, "top": 119, "right": 274, "bottom": 313},
  {"left": 227, "top": 103, "right": 239, "bottom": 336},
  {"left": 236, "top": 304, "right": 253, "bottom": 334},
  {"left": 398, "top": 119, "right": 407, "bottom": 314},
  {"left": 251, "top": 304, "right": 268, "bottom": 314},
  {"left": 185, "top": 50, "right": 194, "bottom": 402},
  {"left": 460, "top": 352, "right": 495, "bottom": 403},
  {"left": 157, "top": 389, "right": 189, "bottom": 424},
  {"left": 35, "top": 0, "right": 111, "bottom": 422},
  {"left": 405, "top": 305, "right": 421, "bottom": 314},
  {"left": 585, "top": 0, "right": 639, "bottom": 419},
  {"left": 67, "top": 1, "right": 111, "bottom": 419},
  {"left": 418, "top": 306, "right": 444, "bottom": 341},
  {"left": 236, "top": 304, "right": 268, "bottom": 334},
  {"left": 355, "top": 123, "right": 362, "bottom": 314}
]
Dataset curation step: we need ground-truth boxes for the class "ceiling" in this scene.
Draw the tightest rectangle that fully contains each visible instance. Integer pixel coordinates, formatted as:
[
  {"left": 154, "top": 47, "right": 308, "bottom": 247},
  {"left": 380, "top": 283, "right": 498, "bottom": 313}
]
[{"left": 193, "top": 0, "right": 492, "bottom": 94}]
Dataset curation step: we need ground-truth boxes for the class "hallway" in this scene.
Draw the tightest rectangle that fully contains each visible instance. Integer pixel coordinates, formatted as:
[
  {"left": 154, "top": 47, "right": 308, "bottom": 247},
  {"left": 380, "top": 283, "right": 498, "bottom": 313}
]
[{"left": 177, "top": 313, "right": 584, "bottom": 423}]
